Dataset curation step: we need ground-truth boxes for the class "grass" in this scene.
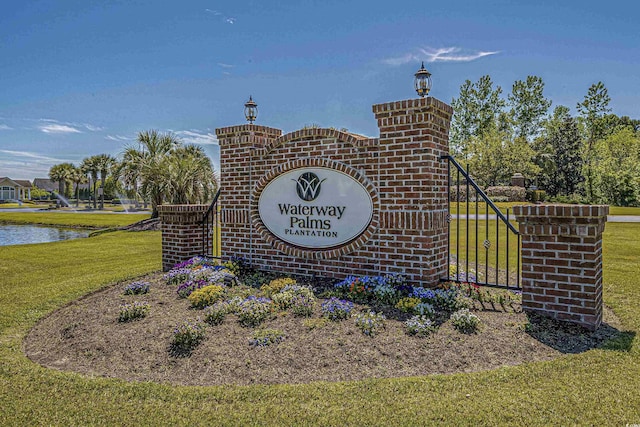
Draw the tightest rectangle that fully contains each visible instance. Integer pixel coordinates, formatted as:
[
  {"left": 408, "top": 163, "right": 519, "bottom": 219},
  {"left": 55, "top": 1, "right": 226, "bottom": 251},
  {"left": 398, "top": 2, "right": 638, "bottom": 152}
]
[
  {"left": 449, "top": 219, "right": 520, "bottom": 284},
  {"left": 450, "top": 202, "right": 640, "bottom": 216},
  {"left": 0, "top": 220, "right": 639, "bottom": 424},
  {"left": 0, "top": 211, "right": 151, "bottom": 228}
]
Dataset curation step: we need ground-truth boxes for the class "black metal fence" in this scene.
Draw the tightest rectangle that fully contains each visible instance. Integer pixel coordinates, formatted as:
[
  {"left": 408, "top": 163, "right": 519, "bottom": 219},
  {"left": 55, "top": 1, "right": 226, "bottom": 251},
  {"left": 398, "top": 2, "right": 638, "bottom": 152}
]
[
  {"left": 201, "top": 189, "right": 221, "bottom": 259},
  {"left": 441, "top": 155, "right": 521, "bottom": 290}
]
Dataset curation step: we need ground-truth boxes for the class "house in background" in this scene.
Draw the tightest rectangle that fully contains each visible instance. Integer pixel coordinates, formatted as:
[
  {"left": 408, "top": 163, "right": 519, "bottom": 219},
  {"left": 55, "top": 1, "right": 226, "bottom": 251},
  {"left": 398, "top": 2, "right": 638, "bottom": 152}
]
[
  {"left": 33, "top": 178, "right": 59, "bottom": 194},
  {"left": 0, "top": 177, "right": 32, "bottom": 201}
]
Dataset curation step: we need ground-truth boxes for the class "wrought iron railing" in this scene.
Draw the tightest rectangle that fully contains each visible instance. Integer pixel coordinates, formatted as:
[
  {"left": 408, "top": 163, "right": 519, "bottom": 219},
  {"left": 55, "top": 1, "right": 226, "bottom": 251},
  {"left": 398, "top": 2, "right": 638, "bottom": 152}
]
[
  {"left": 441, "top": 155, "right": 521, "bottom": 289},
  {"left": 201, "top": 189, "right": 221, "bottom": 259}
]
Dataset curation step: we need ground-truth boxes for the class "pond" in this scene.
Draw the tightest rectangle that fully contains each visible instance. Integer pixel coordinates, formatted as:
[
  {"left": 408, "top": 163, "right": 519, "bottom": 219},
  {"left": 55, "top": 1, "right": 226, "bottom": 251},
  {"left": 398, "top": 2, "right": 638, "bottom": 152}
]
[{"left": 0, "top": 225, "right": 90, "bottom": 246}]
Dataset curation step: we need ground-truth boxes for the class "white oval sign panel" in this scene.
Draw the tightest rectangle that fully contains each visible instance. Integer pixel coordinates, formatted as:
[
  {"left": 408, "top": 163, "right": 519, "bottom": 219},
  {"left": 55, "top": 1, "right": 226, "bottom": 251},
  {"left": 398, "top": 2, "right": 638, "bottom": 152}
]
[{"left": 258, "top": 167, "right": 373, "bottom": 249}]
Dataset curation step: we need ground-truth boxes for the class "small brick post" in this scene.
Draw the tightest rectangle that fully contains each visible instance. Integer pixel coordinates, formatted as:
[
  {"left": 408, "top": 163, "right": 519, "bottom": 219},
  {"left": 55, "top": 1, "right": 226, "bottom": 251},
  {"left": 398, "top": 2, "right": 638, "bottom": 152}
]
[
  {"left": 512, "top": 204, "right": 609, "bottom": 330},
  {"left": 158, "top": 204, "right": 209, "bottom": 271}
]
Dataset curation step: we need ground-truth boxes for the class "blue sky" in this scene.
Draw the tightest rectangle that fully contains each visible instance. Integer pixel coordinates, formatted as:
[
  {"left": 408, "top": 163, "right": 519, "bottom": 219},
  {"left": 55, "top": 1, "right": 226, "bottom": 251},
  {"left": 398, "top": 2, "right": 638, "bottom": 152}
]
[{"left": 1, "top": 0, "right": 639, "bottom": 180}]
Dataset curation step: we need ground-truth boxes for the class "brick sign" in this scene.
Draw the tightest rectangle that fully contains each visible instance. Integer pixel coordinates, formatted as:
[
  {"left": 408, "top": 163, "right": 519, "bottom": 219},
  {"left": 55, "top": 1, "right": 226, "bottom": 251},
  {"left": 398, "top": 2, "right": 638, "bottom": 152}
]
[{"left": 257, "top": 167, "right": 374, "bottom": 249}]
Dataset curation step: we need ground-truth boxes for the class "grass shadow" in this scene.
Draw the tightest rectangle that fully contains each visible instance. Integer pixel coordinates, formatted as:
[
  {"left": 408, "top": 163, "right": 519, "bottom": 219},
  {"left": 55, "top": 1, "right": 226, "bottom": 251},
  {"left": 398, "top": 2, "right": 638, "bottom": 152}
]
[{"left": 524, "top": 312, "right": 635, "bottom": 353}]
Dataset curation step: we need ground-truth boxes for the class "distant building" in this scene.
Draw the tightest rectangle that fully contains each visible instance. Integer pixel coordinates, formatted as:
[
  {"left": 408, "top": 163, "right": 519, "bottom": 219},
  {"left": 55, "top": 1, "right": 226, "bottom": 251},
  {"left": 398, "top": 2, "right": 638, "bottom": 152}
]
[
  {"left": 32, "top": 178, "right": 59, "bottom": 193},
  {"left": 0, "top": 177, "right": 32, "bottom": 201}
]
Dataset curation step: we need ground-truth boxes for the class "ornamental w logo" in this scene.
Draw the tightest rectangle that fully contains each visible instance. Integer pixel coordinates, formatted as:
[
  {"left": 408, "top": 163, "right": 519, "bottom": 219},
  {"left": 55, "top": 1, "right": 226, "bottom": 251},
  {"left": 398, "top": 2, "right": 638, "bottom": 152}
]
[{"left": 294, "top": 172, "right": 326, "bottom": 202}]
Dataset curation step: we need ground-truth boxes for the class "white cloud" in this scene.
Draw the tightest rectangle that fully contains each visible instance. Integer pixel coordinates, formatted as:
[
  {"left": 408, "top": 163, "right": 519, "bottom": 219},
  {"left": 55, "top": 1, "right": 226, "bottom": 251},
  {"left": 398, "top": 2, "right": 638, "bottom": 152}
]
[
  {"left": 38, "top": 124, "right": 83, "bottom": 134},
  {"left": 205, "top": 8, "right": 236, "bottom": 24},
  {"left": 0, "top": 124, "right": 12, "bottom": 130},
  {"left": 0, "top": 150, "right": 78, "bottom": 180},
  {"left": 217, "top": 63, "right": 234, "bottom": 68},
  {"left": 38, "top": 118, "right": 102, "bottom": 133},
  {"left": 174, "top": 130, "right": 219, "bottom": 145},
  {"left": 383, "top": 47, "right": 500, "bottom": 66},
  {"left": 105, "top": 135, "right": 131, "bottom": 142}
]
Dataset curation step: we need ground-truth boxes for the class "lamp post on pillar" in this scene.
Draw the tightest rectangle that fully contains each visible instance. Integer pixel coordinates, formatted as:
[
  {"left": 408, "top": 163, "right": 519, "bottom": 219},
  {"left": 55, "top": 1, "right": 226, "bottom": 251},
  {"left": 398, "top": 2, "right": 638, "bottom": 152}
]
[
  {"left": 244, "top": 96, "right": 258, "bottom": 124},
  {"left": 414, "top": 62, "right": 432, "bottom": 97}
]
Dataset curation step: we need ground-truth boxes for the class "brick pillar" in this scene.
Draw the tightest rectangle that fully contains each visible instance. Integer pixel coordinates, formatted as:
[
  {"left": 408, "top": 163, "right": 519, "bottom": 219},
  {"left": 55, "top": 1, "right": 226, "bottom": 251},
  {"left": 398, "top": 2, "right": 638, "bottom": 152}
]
[
  {"left": 158, "top": 204, "right": 209, "bottom": 271},
  {"left": 372, "top": 97, "right": 453, "bottom": 286},
  {"left": 512, "top": 204, "right": 609, "bottom": 330},
  {"left": 216, "top": 124, "right": 283, "bottom": 264}
]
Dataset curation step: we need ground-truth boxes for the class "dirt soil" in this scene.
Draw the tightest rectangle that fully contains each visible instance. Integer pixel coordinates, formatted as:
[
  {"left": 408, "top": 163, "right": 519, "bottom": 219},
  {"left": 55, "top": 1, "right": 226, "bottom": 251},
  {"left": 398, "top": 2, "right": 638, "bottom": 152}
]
[{"left": 24, "top": 273, "right": 623, "bottom": 387}]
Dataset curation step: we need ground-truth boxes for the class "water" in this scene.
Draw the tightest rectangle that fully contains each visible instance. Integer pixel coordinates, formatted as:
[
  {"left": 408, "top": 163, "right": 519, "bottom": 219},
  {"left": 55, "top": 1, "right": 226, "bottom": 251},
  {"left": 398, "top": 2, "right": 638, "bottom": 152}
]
[{"left": 0, "top": 225, "right": 89, "bottom": 246}]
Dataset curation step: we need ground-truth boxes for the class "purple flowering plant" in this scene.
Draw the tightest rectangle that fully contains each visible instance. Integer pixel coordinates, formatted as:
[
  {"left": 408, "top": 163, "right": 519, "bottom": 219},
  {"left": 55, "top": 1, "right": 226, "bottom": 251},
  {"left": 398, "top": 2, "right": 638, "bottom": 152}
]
[
  {"left": 123, "top": 281, "right": 150, "bottom": 295},
  {"left": 321, "top": 297, "right": 354, "bottom": 321}
]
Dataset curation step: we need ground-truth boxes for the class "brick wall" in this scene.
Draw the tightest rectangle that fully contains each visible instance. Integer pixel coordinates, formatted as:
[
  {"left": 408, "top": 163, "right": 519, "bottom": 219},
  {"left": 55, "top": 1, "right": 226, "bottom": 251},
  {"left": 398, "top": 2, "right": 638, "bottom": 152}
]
[
  {"left": 512, "top": 204, "right": 608, "bottom": 330},
  {"left": 158, "top": 204, "right": 209, "bottom": 271},
  {"left": 215, "top": 97, "right": 453, "bottom": 286}
]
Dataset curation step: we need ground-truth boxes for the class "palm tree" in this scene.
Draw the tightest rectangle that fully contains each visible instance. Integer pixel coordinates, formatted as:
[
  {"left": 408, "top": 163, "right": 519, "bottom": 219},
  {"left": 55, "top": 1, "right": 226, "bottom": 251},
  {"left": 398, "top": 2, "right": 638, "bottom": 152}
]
[
  {"left": 48, "top": 163, "right": 74, "bottom": 206},
  {"left": 124, "top": 130, "right": 178, "bottom": 218},
  {"left": 166, "top": 145, "right": 218, "bottom": 204},
  {"left": 115, "top": 147, "right": 143, "bottom": 208},
  {"left": 81, "top": 156, "right": 100, "bottom": 209},
  {"left": 69, "top": 165, "right": 88, "bottom": 208},
  {"left": 94, "top": 154, "right": 116, "bottom": 210}
]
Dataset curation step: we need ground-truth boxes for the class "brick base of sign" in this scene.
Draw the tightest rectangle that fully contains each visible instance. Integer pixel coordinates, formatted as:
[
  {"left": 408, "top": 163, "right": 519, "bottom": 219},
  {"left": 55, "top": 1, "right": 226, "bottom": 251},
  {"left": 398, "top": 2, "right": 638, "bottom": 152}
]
[
  {"left": 158, "top": 204, "right": 209, "bottom": 271},
  {"left": 512, "top": 204, "right": 608, "bottom": 330},
  {"left": 215, "top": 97, "right": 453, "bottom": 287}
]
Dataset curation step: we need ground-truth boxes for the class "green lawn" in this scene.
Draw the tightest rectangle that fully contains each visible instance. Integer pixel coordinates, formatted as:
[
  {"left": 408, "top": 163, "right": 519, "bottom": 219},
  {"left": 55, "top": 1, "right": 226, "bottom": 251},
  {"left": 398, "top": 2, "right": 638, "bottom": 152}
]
[
  {"left": 449, "top": 219, "right": 520, "bottom": 285},
  {"left": 450, "top": 202, "right": 640, "bottom": 216},
  {"left": 1, "top": 222, "right": 639, "bottom": 424},
  {"left": 0, "top": 211, "right": 150, "bottom": 228}
]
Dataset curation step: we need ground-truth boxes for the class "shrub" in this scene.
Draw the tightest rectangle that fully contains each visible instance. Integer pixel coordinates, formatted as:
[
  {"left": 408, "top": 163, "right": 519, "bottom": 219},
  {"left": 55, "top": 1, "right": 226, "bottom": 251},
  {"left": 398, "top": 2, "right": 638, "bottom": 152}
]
[
  {"left": 249, "top": 328, "right": 286, "bottom": 347},
  {"left": 432, "top": 288, "right": 461, "bottom": 312},
  {"left": 415, "top": 302, "right": 435, "bottom": 318},
  {"left": 172, "top": 319, "right": 206, "bottom": 350},
  {"left": 189, "top": 266, "right": 236, "bottom": 286},
  {"left": 355, "top": 311, "right": 386, "bottom": 337},
  {"left": 449, "top": 185, "right": 474, "bottom": 202},
  {"left": 321, "top": 297, "right": 354, "bottom": 320},
  {"left": 395, "top": 297, "right": 421, "bottom": 313},
  {"left": 225, "top": 296, "right": 244, "bottom": 314},
  {"left": 118, "top": 301, "right": 150, "bottom": 322},
  {"left": 405, "top": 315, "right": 436, "bottom": 337},
  {"left": 485, "top": 186, "right": 526, "bottom": 202},
  {"left": 290, "top": 293, "right": 316, "bottom": 317},
  {"left": 271, "top": 291, "right": 294, "bottom": 311},
  {"left": 176, "top": 280, "right": 208, "bottom": 298},
  {"left": 261, "top": 277, "right": 297, "bottom": 296},
  {"left": 411, "top": 286, "right": 436, "bottom": 301},
  {"left": 237, "top": 296, "right": 273, "bottom": 327},
  {"left": 188, "top": 285, "right": 226, "bottom": 309},
  {"left": 164, "top": 268, "right": 191, "bottom": 286},
  {"left": 373, "top": 283, "right": 399, "bottom": 305},
  {"left": 451, "top": 309, "right": 480, "bottom": 333},
  {"left": 334, "top": 275, "right": 377, "bottom": 303},
  {"left": 526, "top": 189, "right": 547, "bottom": 203},
  {"left": 172, "top": 256, "right": 212, "bottom": 269},
  {"left": 203, "top": 301, "right": 230, "bottom": 325},
  {"left": 123, "top": 281, "right": 150, "bottom": 295}
]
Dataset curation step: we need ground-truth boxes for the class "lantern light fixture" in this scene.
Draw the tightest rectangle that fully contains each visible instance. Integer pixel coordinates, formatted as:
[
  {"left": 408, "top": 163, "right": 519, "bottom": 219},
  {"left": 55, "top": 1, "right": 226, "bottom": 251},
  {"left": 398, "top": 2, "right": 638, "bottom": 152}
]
[
  {"left": 244, "top": 95, "right": 258, "bottom": 124},
  {"left": 414, "top": 62, "right": 432, "bottom": 97}
]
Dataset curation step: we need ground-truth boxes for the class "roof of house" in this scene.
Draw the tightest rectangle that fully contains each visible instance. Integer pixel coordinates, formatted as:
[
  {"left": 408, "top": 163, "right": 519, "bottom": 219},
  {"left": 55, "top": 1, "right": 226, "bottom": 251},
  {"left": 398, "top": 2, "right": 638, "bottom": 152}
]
[
  {"left": 14, "top": 179, "right": 32, "bottom": 188},
  {"left": 32, "top": 178, "right": 58, "bottom": 191}
]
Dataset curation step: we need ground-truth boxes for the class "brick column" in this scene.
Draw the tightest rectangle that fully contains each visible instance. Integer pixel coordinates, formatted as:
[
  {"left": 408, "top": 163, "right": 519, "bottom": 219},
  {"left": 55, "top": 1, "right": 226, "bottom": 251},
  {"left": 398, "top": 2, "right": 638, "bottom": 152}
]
[
  {"left": 372, "top": 97, "right": 453, "bottom": 286},
  {"left": 512, "top": 204, "right": 609, "bottom": 330},
  {"left": 158, "top": 204, "right": 209, "bottom": 271}
]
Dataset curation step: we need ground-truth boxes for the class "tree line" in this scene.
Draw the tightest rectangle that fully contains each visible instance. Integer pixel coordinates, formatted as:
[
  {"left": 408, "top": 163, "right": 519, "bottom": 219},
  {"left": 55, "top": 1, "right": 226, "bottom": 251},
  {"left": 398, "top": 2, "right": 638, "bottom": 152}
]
[
  {"left": 48, "top": 130, "right": 218, "bottom": 217},
  {"left": 451, "top": 76, "right": 640, "bottom": 206}
]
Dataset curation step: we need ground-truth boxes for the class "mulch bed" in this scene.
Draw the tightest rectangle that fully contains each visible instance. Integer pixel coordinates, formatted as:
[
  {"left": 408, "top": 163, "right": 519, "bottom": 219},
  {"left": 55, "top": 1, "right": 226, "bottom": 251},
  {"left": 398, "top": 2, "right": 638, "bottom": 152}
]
[{"left": 24, "top": 273, "right": 622, "bottom": 387}]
